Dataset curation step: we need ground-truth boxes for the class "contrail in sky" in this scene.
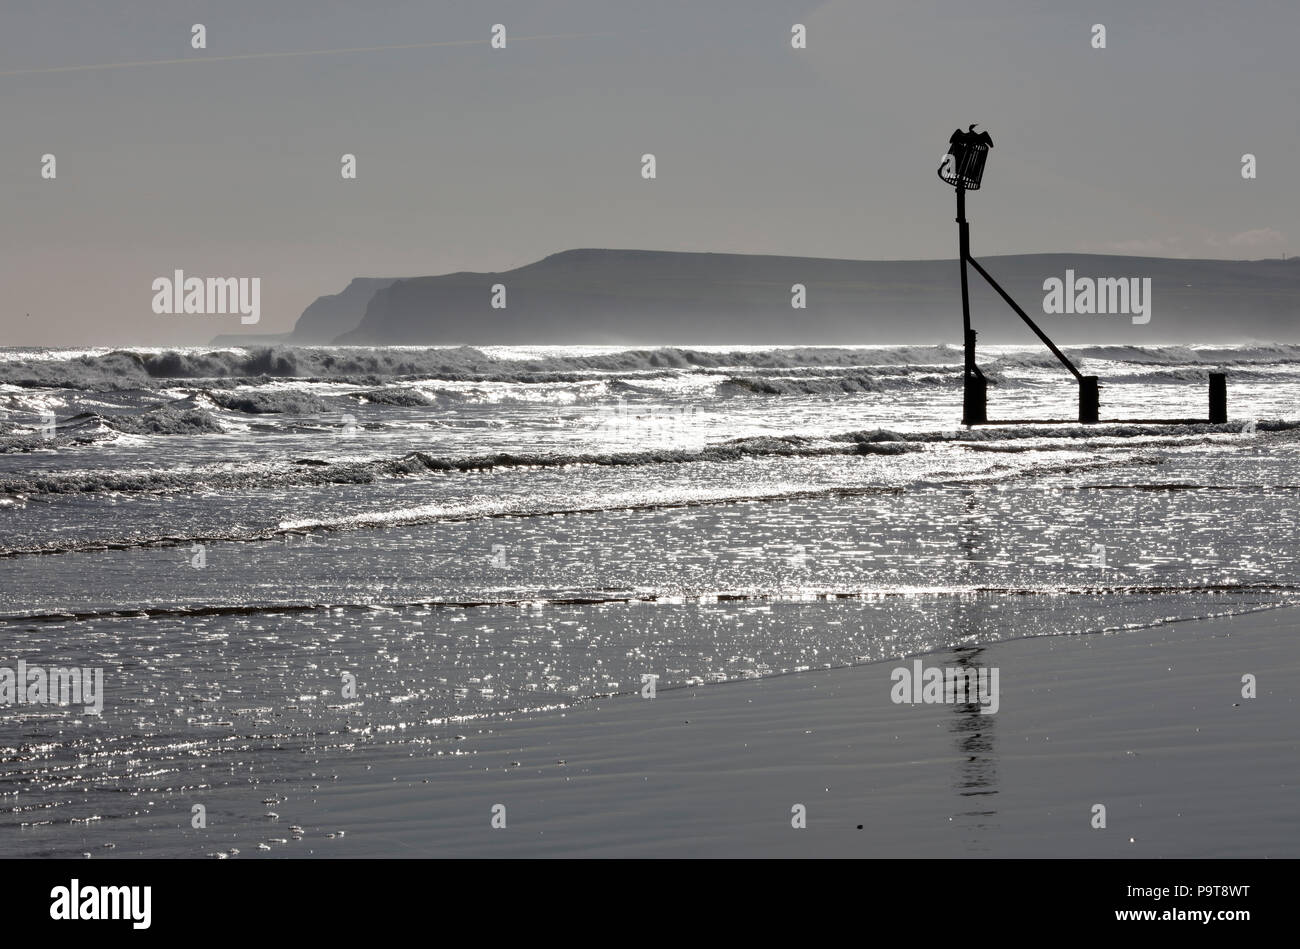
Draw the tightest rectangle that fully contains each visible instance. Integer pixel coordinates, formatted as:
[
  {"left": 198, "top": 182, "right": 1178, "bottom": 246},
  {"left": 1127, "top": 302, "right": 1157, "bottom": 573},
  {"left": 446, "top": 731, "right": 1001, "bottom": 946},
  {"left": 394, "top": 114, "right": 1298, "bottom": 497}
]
[{"left": 0, "top": 32, "right": 611, "bottom": 77}]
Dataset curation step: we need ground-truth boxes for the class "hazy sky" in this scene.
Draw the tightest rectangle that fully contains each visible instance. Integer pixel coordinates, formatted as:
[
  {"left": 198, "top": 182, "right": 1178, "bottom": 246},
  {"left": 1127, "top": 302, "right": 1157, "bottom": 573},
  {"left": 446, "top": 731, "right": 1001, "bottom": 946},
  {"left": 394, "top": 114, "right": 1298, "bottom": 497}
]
[{"left": 2, "top": 0, "right": 1296, "bottom": 344}]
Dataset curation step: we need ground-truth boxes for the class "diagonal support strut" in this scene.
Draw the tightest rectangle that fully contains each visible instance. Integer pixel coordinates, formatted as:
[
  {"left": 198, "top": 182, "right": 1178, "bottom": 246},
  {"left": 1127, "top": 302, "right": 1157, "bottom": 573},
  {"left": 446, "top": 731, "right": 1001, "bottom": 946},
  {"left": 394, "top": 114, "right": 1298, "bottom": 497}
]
[{"left": 963, "top": 255, "right": 1083, "bottom": 382}]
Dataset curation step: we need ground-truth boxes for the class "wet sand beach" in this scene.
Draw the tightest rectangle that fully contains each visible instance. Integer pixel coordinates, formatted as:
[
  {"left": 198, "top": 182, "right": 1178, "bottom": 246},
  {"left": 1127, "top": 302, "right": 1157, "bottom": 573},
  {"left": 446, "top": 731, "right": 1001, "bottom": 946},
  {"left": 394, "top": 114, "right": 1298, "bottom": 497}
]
[{"left": 268, "top": 604, "right": 1300, "bottom": 858}]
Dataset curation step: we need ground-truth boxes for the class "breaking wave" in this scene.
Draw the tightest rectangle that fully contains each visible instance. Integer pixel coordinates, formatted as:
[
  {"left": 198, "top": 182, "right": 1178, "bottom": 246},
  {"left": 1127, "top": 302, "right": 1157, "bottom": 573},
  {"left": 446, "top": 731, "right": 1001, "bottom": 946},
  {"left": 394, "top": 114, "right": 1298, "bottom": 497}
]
[
  {"left": 4, "top": 343, "right": 1298, "bottom": 392},
  {"left": 2, "top": 419, "right": 1292, "bottom": 493},
  {"left": 204, "top": 389, "right": 334, "bottom": 414},
  {"left": 0, "top": 430, "right": 929, "bottom": 499},
  {"left": 716, "top": 365, "right": 986, "bottom": 395},
  {"left": 0, "top": 450, "right": 1165, "bottom": 558}
]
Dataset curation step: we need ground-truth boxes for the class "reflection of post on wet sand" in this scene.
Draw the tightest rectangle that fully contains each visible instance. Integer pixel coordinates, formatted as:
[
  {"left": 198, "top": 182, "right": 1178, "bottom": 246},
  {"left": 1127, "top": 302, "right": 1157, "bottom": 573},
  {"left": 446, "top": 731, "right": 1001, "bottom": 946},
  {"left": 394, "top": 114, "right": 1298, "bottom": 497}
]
[
  {"left": 950, "top": 490, "right": 1001, "bottom": 850},
  {"left": 946, "top": 639, "right": 1000, "bottom": 851}
]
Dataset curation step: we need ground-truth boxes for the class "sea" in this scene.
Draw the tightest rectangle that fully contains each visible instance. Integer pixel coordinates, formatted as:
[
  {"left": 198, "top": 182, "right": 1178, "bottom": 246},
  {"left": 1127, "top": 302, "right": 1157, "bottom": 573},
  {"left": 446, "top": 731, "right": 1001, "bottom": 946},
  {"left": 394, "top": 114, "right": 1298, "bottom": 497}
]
[{"left": 1, "top": 342, "right": 1297, "bottom": 856}]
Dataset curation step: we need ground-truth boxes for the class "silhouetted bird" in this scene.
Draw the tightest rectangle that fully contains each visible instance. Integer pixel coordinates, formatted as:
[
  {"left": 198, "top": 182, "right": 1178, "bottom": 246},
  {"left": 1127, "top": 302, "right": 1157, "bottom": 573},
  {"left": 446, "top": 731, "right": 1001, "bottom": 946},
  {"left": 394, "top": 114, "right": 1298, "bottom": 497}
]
[{"left": 950, "top": 124, "right": 994, "bottom": 149}]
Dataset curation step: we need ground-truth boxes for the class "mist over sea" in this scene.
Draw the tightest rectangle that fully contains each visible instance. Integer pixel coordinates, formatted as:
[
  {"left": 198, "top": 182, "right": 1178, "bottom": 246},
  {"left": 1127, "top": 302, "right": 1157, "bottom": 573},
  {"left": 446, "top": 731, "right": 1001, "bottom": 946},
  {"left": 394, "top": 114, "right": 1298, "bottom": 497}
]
[{"left": 2, "top": 342, "right": 1298, "bottom": 857}]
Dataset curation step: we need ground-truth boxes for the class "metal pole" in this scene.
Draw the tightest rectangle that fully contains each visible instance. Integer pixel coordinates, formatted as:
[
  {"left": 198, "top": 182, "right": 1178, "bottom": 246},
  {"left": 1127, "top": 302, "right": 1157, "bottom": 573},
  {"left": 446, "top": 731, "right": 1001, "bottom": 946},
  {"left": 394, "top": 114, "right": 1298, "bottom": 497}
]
[
  {"left": 958, "top": 186, "right": 970, "bottom": 347},
  {"left": 957, "top": 187, "right": 986, "bottom": 425}
]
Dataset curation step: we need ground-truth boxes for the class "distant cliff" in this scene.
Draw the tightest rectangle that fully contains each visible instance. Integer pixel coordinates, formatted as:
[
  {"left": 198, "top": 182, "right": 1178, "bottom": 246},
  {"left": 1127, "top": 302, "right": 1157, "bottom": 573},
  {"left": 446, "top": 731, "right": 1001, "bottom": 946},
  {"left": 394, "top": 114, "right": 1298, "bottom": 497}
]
[
  {"left": 210, "top": 276, "right": 399, "bottom": 347},
  {"left": 218, "top": 250, "right": 1300, "bottom": 347},
  {"left": 336, "top": 250, "right": 1300, "bottom": 345},
  {"left": 287, "top": 277, "right": 400, "bottom": 343}
]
